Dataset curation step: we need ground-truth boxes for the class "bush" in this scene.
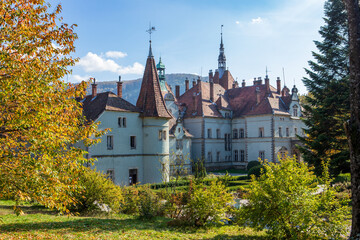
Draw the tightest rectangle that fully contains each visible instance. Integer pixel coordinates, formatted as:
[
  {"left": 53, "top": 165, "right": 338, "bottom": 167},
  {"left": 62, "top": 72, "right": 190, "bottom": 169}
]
[
  {"left": 236, "top": 156, "right": 350, "bottom": 239},
  {"left": 137, "top": 185, "right": 163, "bottom": 219},
  {"left": 247, "top": 161, "right": 261, "bottom": 171},
  {"left": 122, "top": 186, "right": 140, "bottom": 214},
  {"left": 183, "top": 180, "right": 233, "bottom": 226},
  {"left": 70, "top": 167, "right": 124, "bottom": 214},
  {"left": 247, "top": 165, "right": 265, "bottom": 178},
  {"left": 333, "top": 173, "right": 351, "bottom": 184}
]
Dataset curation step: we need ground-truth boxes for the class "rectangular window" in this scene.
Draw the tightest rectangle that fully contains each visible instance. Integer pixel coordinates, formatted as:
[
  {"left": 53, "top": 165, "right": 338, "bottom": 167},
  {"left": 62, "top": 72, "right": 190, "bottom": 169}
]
[
  {"left": 227, "top": 134, "right": 231, "bottom": 151},
  {"left": 286, "top": 127, "right": 289, "bottom": 137},
  {"left": 207, "top": 152, "right": 212, "bottom": 162},
  {"left": 295, "top": 127, "right": 298, "bottom": 136},
  {"left": 159, "top": 130, "right": 162, "bottom": 140},
  {"left": 279, "top": 127, "right": 282, "bottom": 137},
  {"left": 224, "top": 134, "right": 228, "bottom": 150},
  {"left": 130, "top": 136, "right": 136, "bottom": 149},
  {"left": 106, "top": 169, "right": 114, "bottom": 182},
  {"left": 259, "top": 127, "right": 264, "bottom": 137},
  {"left": 107, "top": 135, "right": 113, "bottom": 150},
  {"left": 176, "top": 140, "right": 183, "bottom": 150},
  {"left": 123, "top": 117, "right": 126, "bottom": 127},
  {"left": 208, "top": 128, "right": 212, "bottom": 138},
  {"left": 162, "top": 130, "right": 167, "bottom": 140},
  {"left": 118, "top": 117, "right": 122, "bottom": 127},
  {"left": 240, "top": 150, "right": 245, "bottom": 162},
  {"left": 259, "top": 151, "right": 265, "bottom": 161},
  {"left": 234, "top": 150, "right": 239, "bottom": 162},
  {"left": 217, "top": 151, "right": 220, "bottom": 162},
  {"left": 239, "top": 128, "right": 245, "bottom": 138},
  {"left": 129, "top": 169, "right": 137, "bottom": 185},
  {"left": 216, "top": 129, "right": 221, "bottom": 139},
  {"left": 233, "top": 129, "right": 238, "bottom": 139}
]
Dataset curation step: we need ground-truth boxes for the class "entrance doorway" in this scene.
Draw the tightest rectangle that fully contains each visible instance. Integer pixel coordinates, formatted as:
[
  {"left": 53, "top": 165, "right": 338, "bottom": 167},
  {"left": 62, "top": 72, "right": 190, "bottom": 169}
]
[{"left": 129, "top": 169, "right": 138, "bottom": 185}]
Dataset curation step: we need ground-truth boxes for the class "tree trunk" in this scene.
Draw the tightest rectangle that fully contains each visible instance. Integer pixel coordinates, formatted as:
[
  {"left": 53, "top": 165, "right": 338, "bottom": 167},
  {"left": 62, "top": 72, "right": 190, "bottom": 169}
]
[{"left": 343, "top": 0, "right": 360, "bottom": 237}]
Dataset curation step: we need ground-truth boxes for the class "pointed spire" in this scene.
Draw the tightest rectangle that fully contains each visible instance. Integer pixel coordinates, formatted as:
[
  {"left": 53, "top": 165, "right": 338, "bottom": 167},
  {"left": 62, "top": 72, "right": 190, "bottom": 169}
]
[
  {"left": 136, "top": 45, "right": 171, "bottom": 118},
  {"left": 148, "top": 40, "right": 153, "bottom": 58},
  {"left": 218, "top": 25, "right": 226, "bottom": 78}
]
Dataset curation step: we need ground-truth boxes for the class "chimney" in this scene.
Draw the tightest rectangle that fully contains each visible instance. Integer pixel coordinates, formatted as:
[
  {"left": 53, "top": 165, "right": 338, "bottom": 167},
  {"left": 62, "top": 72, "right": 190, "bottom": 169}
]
[
  {"left": 242, "top": 79, "right": 246, "bottom": 87},
  {"left": 117, "top": 75, "right": 123, "bottom": 98},
  {"left": 197, "top": 76, "right": 201, "bottom": 85},
  {"left": 256, "top": 88, "right": 261, "bottom": 104},
  {"left": 175, "top": 85, "right": 180, "bottom": 98},
  {"left": 257, "top": 77, "right": 262, "bottom": 85},
  {"left": 209, "top": 70, "right": 213, "bottom": 82},
  {"left": 253, "top": 77, "right": 257, "bottom": 86},
  {"left": 277, "top": 77, "right": 281, "bottom": 94},
  {"left": 91, "top": 78, "right": 97, "bottom": 98},
  {"left": 185, "top": 78, "right": 189, "bottom": 91},
  {"left": 265, "top": 76, "right": 270, "bottom": 94},
  {"left": 210, "top": 79, "right": 214, "bottom": 102},
  {"left": 232, "top": 82, "right": 236, "bottom": 88},
  {"left": 192, "top": 79, "right": 196, "bottom": 88}
]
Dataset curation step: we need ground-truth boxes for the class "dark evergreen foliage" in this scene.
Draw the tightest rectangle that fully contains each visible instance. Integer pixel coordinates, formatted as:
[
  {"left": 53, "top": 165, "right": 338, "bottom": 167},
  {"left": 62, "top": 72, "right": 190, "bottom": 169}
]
[{"left": 299, "top": 0, "right": 350, "bottom": 177}]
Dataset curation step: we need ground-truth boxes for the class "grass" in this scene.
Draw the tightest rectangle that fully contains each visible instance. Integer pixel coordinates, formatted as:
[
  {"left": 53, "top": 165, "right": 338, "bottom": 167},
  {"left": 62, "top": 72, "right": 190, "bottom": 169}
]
[{"left": 0, "top": 201, "right": 266, "bottom": 240}]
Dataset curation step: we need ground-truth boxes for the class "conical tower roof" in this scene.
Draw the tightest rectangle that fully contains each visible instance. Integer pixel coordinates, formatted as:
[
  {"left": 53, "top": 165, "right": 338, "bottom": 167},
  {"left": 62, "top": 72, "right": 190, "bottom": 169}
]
[{"left": 136, "top": 42, "right": 171, "bottom": 118}]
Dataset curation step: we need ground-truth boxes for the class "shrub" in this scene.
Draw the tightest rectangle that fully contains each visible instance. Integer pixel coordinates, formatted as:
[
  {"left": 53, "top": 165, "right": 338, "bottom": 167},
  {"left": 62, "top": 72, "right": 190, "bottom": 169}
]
[
  {"left": 122, "top": 186, "right": 140, "bottom": 214},
  {"left": 236, "top": 156, "right": 350, "bottom": 239},
  {"left": 137, "top": 185, "right": 163, "bottom": 219},
  {"left": 247, "top": 165, "right": 265, "bottom": 178},
  {"left": 183, "top": 180, "right": 233, "bottom": 226},
  {"left": 333, "top": 173, "right": 351, "bottom": 184},
  {"left": 247, "top": 161, "right": 261, "bottom": 171},
  {"left": 70, "top": 167, "right": 124, "bottom": 214}
]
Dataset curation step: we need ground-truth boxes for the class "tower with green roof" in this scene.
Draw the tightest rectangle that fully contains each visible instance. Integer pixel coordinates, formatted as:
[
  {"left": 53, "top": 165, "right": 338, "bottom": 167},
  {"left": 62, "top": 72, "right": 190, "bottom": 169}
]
[{"left": 156, "top": 57, "right": 167, "bottom": 92}]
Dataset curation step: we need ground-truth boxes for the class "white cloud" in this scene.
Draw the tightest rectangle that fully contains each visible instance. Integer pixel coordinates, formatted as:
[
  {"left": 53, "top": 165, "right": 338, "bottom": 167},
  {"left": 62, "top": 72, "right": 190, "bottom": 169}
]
[
  {"left": 105, "top": 51, "right": 127, "bottom": 59},
  {"left": 235, "top": 21, "right": 240, "bottom": 25},
  {"left": 77, "top": 52, "right": 144, "bottom": 75},
  {"left": 251, "top": 17, "right": 263, "bottom": 24},
  {"left": 70, "top": 74, "right": 91, "bottom": 83}
]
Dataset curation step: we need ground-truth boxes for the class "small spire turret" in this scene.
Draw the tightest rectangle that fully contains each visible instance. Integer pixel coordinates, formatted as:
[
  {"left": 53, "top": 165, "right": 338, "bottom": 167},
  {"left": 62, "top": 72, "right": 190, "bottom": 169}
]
[{"left": 218, "top": 25, "right": 226, "bottom": 78}]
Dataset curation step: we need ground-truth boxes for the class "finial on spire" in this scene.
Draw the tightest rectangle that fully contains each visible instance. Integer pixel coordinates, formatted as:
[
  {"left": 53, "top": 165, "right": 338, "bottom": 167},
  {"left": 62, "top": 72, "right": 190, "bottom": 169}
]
[
  {"left": 220, "top": 25, "right": 224, "bottom": 46},
  {"left": 265, "top": 66, "right": 270, "bottom": 78},
  {"left": 146, "top": 23, "right": 156, "bottom": 57},
  {"left": 119, "top": 75, "right": 121, "bottom": 82}
]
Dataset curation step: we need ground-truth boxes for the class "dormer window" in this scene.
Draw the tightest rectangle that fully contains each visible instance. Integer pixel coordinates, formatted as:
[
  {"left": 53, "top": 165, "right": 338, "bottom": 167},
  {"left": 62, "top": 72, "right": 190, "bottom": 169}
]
[{"left": 293, "top": 105, "right": 298, "bottom": 117}]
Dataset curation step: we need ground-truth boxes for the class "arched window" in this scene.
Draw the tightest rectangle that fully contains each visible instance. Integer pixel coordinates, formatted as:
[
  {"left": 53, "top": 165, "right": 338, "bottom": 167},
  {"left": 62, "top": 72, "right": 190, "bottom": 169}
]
[
  {"left": 278, "top": 146, "right": 288, "bottom": 159},
  {"left": 293, "top": 105, "right": 298, "bottom": 117},
  {"left": 233, "top": 129, "right": 238, "bottom": 139}
]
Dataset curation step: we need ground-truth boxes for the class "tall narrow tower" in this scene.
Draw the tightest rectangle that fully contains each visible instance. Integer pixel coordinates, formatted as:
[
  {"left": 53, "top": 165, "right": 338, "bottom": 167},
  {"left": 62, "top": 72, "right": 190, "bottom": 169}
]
[
  {"left": 156, "top": 57, "right": 167, "bottom": 92},
  {"left": 218, "top": 25, "right": 226, "bottom": 79}
]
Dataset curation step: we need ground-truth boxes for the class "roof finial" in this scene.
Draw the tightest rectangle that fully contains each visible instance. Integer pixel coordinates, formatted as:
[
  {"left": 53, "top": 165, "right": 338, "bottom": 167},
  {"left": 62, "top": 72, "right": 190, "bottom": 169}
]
[
  {"left": 220, "top": 24, "right": 224, "bottom": 47},
  {"left": 146, "top": 23, "right": 156, "bottom": 57}
]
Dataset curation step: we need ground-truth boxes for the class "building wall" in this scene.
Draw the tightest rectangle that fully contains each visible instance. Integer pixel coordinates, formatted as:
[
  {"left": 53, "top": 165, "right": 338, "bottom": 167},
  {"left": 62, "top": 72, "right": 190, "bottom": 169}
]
[
  {"left": 142, "top": 117, "right": 170, "bottom": 183},
  {"left": 89, "top": 111, "right": 144, "bottom": 185}
]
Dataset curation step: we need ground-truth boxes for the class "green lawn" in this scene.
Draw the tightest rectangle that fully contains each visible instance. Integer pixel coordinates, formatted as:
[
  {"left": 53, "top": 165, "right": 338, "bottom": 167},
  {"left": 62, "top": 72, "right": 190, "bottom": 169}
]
[
  {"left": 0, "top": 201, "right": 266, "bottom": 240},
  {"left": 210, "top": 169, "right": 248, "bottom": 175}
]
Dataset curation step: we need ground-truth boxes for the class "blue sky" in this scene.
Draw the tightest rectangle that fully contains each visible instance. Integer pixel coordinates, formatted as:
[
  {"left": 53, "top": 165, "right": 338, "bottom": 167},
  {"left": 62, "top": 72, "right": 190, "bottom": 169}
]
[{"left": 53, "top": 0, "right": 326, "bottom": 94}]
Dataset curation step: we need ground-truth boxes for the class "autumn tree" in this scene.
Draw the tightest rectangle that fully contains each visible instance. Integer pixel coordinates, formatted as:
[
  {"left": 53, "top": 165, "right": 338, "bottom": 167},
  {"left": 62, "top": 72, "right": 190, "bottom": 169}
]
[
  {"left": 0, "top": 0, "right": 100, "bottom": 213},
  {"left": 342, "top": 0, "right": 360, "bottom": 237},
  {"left": 299, "top": 0, "right": 350, "bottom": 177}
]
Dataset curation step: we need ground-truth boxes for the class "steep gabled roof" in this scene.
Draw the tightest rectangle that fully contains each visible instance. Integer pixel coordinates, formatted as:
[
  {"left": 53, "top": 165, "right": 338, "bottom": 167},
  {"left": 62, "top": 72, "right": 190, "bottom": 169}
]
[
  {"left": 136, "top": 54, "right": 172, "bottom": 118},
  {"left": 178, "top": 81, "right": 226, "bottom": 118},
  {"left": 226, "top": 85, "right": 290, "bottom": 117},
  {"left": 81, "top": 92, "right": 140, "bottom": 122}
]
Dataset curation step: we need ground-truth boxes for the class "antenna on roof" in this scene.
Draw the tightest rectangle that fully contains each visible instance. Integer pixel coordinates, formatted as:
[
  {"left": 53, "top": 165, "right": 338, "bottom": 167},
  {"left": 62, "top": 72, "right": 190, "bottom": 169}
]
[
  {"left": 266, "top": 66, "right": 270, "bottom": 78},
  {"left": 282, "top": 67, "right": 286, "bottom": 87}
]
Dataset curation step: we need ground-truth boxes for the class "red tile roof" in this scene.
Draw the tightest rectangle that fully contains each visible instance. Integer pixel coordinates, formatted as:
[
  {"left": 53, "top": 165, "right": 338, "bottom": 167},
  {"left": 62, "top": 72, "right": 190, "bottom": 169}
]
[
  {"left": 81, "top": 92, "right": 140, "bottom": 122},
  {"left": 136, "top": 56, "right": 172, "bottom": 118},
  {"left": 178, "top": 80, "right": 292, "bottom": 118}
]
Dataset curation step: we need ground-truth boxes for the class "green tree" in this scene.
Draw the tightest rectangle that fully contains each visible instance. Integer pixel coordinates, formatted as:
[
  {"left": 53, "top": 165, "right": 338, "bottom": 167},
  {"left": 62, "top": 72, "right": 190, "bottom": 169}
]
[
  {"left": 300, "top": 0, "right": 350, "bottom": 177},
  {"left": 342, "top": 0, "right": 360, "bottom": 237},
  {"left": 0, "top": 0, "right": 101, "bottom": 213},
  {"left": 237, "top": 156, "right": 350, "bottom": 239}
]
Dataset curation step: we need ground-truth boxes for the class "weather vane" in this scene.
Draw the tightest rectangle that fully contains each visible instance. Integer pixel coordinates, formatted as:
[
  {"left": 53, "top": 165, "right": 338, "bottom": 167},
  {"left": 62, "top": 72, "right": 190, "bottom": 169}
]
[
  {"left": 221, "top": 24, "right": 224, "bottom": 35},
  {"left": 266, "top": 66, "right": 271, "bottom": 77},
  {"left": 146, "top": 23, "right": 156, "bottom": 42}
]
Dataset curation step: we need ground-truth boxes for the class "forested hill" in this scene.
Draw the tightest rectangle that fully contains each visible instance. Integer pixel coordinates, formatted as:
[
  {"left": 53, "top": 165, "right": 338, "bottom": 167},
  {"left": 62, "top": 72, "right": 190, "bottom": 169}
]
[{"left": 86, "top": 73, "right": 209, "bottom": 105}]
